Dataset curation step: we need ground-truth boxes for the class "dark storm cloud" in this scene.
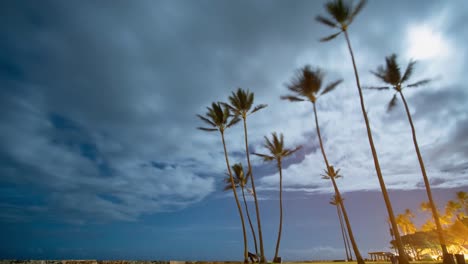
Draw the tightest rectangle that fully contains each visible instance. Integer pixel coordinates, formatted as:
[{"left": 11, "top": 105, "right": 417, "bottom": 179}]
[{"left": 1, "top": 0, "right": 467, "bottom": 224}]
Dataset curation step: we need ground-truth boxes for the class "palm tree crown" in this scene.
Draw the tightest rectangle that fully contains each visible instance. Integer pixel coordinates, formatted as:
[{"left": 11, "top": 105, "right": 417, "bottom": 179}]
[
  {"left": 197, "top": 102, "right": 240, "bottom": 133},
  {"left": 282, "top": 66, "right": 342, "bottom": 103},
  {"left": 253, "top": 132, "right": 302, "bottom": 162},
  {"left": 224, "top": 163, "right": 249, "bottom": 191},
  {"left": 316, "top": 0, "right": 367, "bottom": 41},
  {"left": 225, "top": 88, "right": 267, "bottom": 118},
  {"left": 368, "top": 54, "right": 431, "bottom": 111},
  {"left": 321, "top": 166, "right": 342, "bottom": 180}
]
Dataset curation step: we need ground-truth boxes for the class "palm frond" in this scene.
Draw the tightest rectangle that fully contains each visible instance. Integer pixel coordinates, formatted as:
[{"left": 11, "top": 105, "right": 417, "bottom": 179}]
[
  {"left": 263, "top": 135, "right": 275, "bottom": 153},
  {"left": 197, "top": 127, "right": 218, "bottom": 132},
  {"left": 231, "top": 163, "right": 245, "bottom": 182},
  {"left": 280, "top": 95, "right": 305, "bottom": 102},
  {"left": 250, "top": 104, "right": 268, "bottom": 114},
  {"left": 385, "top": 54, "right": 401, "bottom": 84},
  {"left": 212, "top": 102, "right": 224, "bottom": 119},
  {"left": 315, "top": 15, "right": 338, "bottom": 28},
  {"left": 283, "top": 145, "right": 302, "bottom": 157},
  {"left": 370, "top": 70, "right": 387, "bottom": 83},
  {"left": 196, "top": 114, "right": 217, "bottom": 127},
  {"left": 387, "top": 93, "right": 398, "bottom": 112},
  {"left": 224, "top": 174, "right": 240, "bottom": 186},
  {"left": 320, "top": 31, "right": 341, "bottom": 42},
  {"left": 407, "top": 78, "right": 431, "bottom": 88},
  {"left": 401, "top": 60, "right": 416, "bottom": 83},
  {"left": 226, "top": 116, "right": 241, "bottom": 128},
  {"left": 252, "top": 152, "right": 275, "bottom": 162},
  {"left": 247, "top": 91, "right": 254, "bottom": 109},
  {"left": 221, "top": 102, "right": 237, "bottom": 114},
  {"left": 349, "top": 0, "right": 367, "bottom": 24},
  {"left": 325, "top": 0, "right": 350, "bottom": 24},
  {"left": 320, "top": 79, "right": 343, "bottom": 95},
  {"left": 363, "top": 86, "right": 390, "bottom": 90}
]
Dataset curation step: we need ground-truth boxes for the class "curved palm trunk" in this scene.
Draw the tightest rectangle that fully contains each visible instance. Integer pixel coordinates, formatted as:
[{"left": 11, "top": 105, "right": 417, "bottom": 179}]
[
  {"left": 313, "top": 103, "right": 330, "bottom": 168},
  {"left": 241, "top": 186, "right": 259, "bottom": 257},
  {"left": 342, "top": 208, "right": 353, "bottom": 261},
  {"left": 221, "top": 131, "right": 249, "bottom": 263},
  {"left": 331, "top": 178, "right": 364, "bottom": 264},
  {"left": 273, "top": 160, "right": 284, "bottom": 263},
  {"left": 343, "top": 30, "right": 409, "bottom": 264},
  {"left": 242, "top": 117, "right": 265, "bottom": 262},
  {"left": 313, "top": 103, "right": 364, "bottom": 264},
  {"left": 336, "top": 202, "right": 351, "bottom": 261},
  {"left": 399, "top": 92, "right": 452, "bottom": 264}
]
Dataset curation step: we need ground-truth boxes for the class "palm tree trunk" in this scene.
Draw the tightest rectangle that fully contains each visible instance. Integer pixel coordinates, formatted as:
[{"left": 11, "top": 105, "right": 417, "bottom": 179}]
[
  {"left": 241, "top": 186, "right": 259, "bottom": 257},
  {"left": 273, "top": 160, "right": 284, "bottom": 263},
  {"left": 221, "top": 131, "right": 249, "bottom": 263},
  {"left": 313, "top": 103, "right": 363, "bottom": 263},
  {"left": 336, "top": 202, "right": 351, "bottom": 261},
  {"left": 313, "top": 103, "right": 330, "bottom": 168},
  {"left": 343, "top": 30, "right": 409, "bottom": 264},
  {"left": 243, "top": 117, "right": 265, "bottom": 263},
  {"left": 399, "top": 92, "right": 452, "bottom": 264},
  {"left": 331, "top": 177, "right": 364, "bottom": 264},
  {"left": 342, "top": 208, "right": 353, "bottom": 261}
]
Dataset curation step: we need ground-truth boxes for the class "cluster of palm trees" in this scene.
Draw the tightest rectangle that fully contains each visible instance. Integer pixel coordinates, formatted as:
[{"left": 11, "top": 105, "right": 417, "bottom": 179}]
[
  {"left": 197, "top": 90, "right": 300, "bottom": 263},
  {"left": 197, "top": 0, "right": 456, "bottom": 263}
]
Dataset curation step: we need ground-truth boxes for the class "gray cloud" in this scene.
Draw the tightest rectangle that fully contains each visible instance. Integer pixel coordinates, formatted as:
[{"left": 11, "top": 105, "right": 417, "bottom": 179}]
[{"left": 1, "top": 0, "right": 467, "bottom": 222}]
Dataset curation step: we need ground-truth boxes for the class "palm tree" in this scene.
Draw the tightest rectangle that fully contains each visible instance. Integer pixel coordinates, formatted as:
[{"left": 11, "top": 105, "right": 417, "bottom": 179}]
[
  {"left": 281, "top": 66, "right": 342, "bottom": 169},
  {"left": 225, "top": 88, "right": 268, "bottom": 263},
  {"left": 330, "top": 195, "right": 352, "bottom": 261},
  {"left": 253, "top": 132, "right": 301, "bottom": 263},
  {"left": 367, "top": 53, "right": 451, "bottom": 261},
  {"left": 395, "top": 209, "right": 416, "bottom": 235},
  {"left": 455, "top": 191, "right": 467, "bottom": 218},
  {"left": 224, "top": 163, "right": 259, "bottom": 258},
  {"left": 322, "top": 166, "right": 363, "bottom": 264},
  {"left": 197, "top": 102, "right": 248, "bottom": 263},
  {"left": 281, "top": 66, "right": 365, "bottom": 264},
  {"left": 316, "top": 2, "right": 409, "bottom": 264}
]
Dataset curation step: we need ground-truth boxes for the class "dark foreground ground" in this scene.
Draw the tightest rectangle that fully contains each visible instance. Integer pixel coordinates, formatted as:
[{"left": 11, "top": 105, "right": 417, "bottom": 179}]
[{"left": 0, "top": 261, "right": 445, "bottom": 264}]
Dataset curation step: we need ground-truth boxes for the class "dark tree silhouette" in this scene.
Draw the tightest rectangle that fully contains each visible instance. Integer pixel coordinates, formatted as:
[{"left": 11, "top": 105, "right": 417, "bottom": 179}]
[
  {"left": 282, "top": 66, "right": 364, "bottom": 263},
  {"left": 316, "top": 1, "right": 408, "bottom": 263},
  {"left": 225, "top": 88, "right": 267, "bottom": 263},
  {"left": 322, "top": 167, "right": 362, "bottom": 263},
  {"left": 367, "top": 53, "right": 453, "bottom": 264},
  {"left": 253, "top": 133, "right": 301, "bottom": 263},
  {"left": 224, "top": 163, "right": 259, "bottom": 258},
  {"left": 197, "top": 102, "right": 248, "bottom": 263},
  {"left": 330, "top": 195, "right": 353, "bottom": 261}
]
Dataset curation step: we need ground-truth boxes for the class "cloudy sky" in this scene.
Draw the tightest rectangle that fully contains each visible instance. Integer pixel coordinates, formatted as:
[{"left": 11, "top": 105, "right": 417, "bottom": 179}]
[{"left": 1, "top": 0, "right": 467, "bottom": 261}]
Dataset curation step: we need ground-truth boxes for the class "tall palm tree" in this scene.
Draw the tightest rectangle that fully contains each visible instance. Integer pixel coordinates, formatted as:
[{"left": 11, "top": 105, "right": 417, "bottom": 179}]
[
  {"left": 281, "top": 66, "right": 342, "bottom": 169},
  {"left": 316, "top": 2, "right": 409, "bottom": 263},
  {"left": 225, "top": 88, "right": 268, "bottom": 263},
  {"left": 330, "top": 195, "right": 352, "bottom": 261},
  {"left": 197, "top": 102, "right": 248, "bottom": 263},
  {"left": 281, "top": 66, "right": 365, "bottom": 264},
  {"left": 322, "top": 166, "right": 363, "bottom": 264},
  {"left": 253, "top": 132, "right": 301, "bottom": 263},
  {"left": 367, "top": 53, "right": 451, "bottom": 261},
  {"left": 224, "top": 163, "right": 259, "bottom": 258}
]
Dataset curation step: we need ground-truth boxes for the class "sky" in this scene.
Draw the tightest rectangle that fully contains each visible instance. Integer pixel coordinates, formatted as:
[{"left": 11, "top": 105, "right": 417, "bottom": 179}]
[{"left": 1, "top": 0, "right": 467, "bottom": 261}]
